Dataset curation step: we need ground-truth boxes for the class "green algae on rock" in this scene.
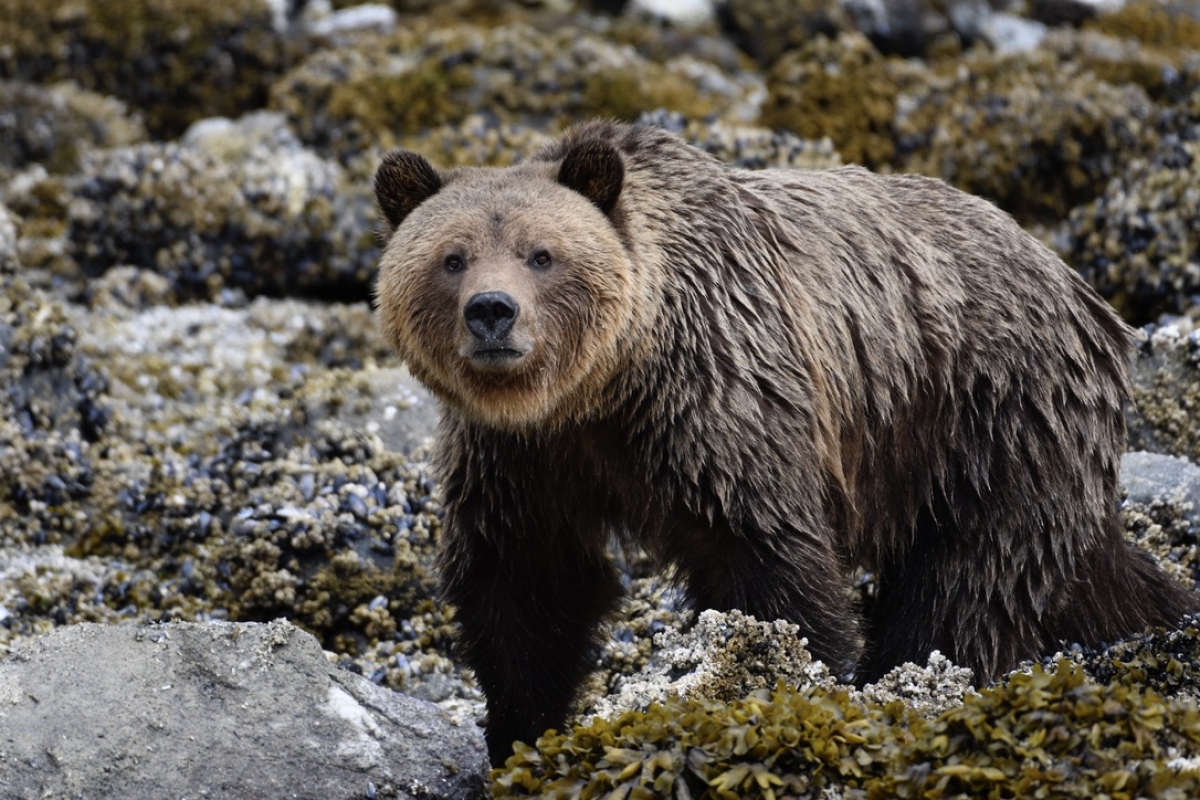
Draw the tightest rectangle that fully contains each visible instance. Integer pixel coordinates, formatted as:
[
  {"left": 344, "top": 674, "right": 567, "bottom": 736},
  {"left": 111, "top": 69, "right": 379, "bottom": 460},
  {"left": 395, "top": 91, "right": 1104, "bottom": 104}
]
[{"left": 0, "top": 0, "right": 297, "bottom": 138}]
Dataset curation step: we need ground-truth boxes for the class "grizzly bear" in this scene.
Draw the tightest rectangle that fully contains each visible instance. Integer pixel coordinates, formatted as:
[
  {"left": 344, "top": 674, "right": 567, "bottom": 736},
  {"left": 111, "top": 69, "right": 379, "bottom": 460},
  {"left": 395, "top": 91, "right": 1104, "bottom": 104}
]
[{"left": 373, "top": 120, "right": 1195, "bottom": 766}]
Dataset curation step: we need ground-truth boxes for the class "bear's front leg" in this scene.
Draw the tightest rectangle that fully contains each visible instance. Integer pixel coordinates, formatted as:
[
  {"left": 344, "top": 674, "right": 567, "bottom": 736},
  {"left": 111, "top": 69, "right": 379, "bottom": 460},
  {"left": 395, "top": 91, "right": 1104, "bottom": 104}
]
[
  {"left": 441, "top": 514, "right": 622, "bottom": 766},
  {"left": 436, "top": 427, "right": 623, "bottom": 766}
]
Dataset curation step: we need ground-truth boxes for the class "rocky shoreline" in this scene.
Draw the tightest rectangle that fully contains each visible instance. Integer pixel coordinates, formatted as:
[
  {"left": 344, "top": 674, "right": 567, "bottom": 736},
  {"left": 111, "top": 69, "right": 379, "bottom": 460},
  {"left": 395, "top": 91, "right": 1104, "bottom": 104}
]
[{"left": 3, "top": 0, "right": 1200, "bottom": 796}]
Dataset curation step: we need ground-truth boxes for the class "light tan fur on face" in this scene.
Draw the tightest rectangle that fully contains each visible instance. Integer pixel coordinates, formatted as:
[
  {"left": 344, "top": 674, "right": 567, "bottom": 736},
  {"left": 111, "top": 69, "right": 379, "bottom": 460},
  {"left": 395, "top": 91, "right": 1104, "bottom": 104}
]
[{"left": 375, "top": 162, "right": 647, "bottom": 430}]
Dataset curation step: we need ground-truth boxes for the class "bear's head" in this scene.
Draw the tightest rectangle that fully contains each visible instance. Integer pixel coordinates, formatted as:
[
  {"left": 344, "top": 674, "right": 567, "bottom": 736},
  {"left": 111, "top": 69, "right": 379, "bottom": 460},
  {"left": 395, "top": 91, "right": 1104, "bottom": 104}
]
[{"left": 374, "top": 138, "right": 643, "bottom": 429}]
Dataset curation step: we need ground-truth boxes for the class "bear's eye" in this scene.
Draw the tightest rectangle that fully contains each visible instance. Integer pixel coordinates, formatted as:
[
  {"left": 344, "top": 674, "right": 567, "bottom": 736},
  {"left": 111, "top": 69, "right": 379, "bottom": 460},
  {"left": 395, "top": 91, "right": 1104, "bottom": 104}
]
[
  {"left": 530, "top": 250, "right": 552, "bottom": 270},
  {"left": 443, "top": 254, "right": 465, "bottom": 273}
]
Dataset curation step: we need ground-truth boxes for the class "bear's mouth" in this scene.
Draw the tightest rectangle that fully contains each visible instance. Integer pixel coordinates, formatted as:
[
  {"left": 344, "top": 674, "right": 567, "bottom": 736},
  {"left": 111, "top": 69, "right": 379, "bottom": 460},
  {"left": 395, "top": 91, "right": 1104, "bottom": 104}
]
[{"left": 469, "top": 346, "right": 527, "bottom": 368}]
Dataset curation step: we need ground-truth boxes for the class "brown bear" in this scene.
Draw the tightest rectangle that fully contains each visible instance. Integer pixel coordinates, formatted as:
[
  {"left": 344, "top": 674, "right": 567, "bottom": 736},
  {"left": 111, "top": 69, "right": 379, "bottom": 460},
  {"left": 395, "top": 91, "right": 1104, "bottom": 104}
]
[{"left": 372, "top": 119, "right": 1196, "bottom": 766}]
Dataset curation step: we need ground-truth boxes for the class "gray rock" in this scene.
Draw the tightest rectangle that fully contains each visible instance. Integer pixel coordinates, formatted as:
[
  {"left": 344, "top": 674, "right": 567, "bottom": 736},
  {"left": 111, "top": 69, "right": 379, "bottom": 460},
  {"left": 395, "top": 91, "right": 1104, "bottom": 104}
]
[
  {"left": 0, "top": 620, "right": 488, "bottom": 800},
  {"left": 302, "top": 0, "right": 399, "bottom": 39},
  {"left": 335, "top": 366, "right": 441, "bottom": 455},
  {"left": 978, "top": 12, "right": 1047, "bottom": 54},
  {"left": 0, "top": 204, "right": 16, "bottom": 274},
  {"left": 629, "top": 0, "right": 716, "bottom": 26},
  {"left": 1122, "top": 450, "right": 1200, "bottom": 522}
]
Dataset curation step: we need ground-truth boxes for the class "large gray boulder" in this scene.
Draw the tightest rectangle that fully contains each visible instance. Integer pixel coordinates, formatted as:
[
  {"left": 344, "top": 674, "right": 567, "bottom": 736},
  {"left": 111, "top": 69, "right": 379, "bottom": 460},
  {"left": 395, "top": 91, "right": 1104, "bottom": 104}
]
[{"left": 0, "top": 620, "right": 488, "bottom": 800}]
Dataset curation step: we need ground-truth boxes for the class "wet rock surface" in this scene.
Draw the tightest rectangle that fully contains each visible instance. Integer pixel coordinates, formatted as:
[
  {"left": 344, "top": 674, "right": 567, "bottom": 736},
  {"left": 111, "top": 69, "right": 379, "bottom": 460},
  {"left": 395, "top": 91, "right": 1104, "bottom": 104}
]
[
  {"left": 0, "top": 620, "right": 489, "bottom": 800},
  {"left": 2, "top": 0, "right": 1200, "bottom": 795}
]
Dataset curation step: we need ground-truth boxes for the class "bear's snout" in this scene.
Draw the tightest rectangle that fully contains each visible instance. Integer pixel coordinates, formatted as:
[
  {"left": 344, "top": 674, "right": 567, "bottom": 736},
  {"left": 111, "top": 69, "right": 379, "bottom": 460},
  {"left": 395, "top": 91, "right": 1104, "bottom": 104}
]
[{"left": 464, "top": 291, "right": 520, "bottom": 343}]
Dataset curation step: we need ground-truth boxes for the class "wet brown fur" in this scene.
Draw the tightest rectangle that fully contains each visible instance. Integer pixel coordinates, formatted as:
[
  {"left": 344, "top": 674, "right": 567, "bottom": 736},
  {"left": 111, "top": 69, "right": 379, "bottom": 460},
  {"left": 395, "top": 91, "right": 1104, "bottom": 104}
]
[{"left": 373, "top": 120, "right": 1196, "bottom": 766}]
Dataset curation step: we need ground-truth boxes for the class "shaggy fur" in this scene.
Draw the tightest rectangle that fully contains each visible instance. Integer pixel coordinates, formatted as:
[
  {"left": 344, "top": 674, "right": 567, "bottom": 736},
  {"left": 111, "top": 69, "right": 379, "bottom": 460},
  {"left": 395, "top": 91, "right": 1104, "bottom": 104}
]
[{"left": 373, "top": 120, "right": 1196, "bottom": 766}]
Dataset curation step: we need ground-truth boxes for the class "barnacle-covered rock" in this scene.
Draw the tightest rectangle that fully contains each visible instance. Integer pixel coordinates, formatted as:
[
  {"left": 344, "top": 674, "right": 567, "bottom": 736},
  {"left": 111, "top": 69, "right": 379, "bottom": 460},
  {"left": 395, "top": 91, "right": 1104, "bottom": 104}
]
[
  {"left": 0, "top": 80, "right": 146, "bottom": 180},
  {"left": 389, "top": 116, "right": 556, "bottom": 169},
  {"left": 0, "top": 0, "right": 298, "bottom": 138},
  {"left": 1123, "top": 451, "right": 1200, "bottom": 530},
  {"left": 637, "top": 110, "right": 843, "bottom": 169},
  {"left": 1074, "top": 619, "right": 1200, "bottom": 703},
  {"left": 895, "top": 42, "right": 1157, "bottom": 224},
  {"left": 0, "top": 274, "right": 109, "bottom": 546},
  {"left": 64, "top": 112, "right": 378, "bottom": 302},
  {"left": 269, "top": 22, "right": 757, "bottom": 164},
  {"left": 1061, "top": 138, "right": 1200, "bottom": 323},
  {"left": 0, "top": 289, "right": 458, "bottom": 703},
  {"left": 1125, "top": 323, "right": 1200, "bottom": 464},
  {"left": 1088, "top": 0, "right": 1200, "bottom": 52},
  {"left": 1118, "top": 449, "right": 1200, "bottom": 591},
  {"left": 1038, "top": 26, "right": 1199, "bottom": 104},
  {"left": 858, "top": 650, "right": 976, "bottom": 719},
  {"left": 587, "top": 609, "right": 837, "bottom": 721}
]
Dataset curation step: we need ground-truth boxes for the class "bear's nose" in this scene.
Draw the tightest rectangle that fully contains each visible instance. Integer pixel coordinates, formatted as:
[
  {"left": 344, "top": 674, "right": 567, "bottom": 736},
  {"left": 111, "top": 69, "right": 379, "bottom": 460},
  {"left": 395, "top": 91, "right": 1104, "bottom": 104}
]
[{"left": 464, "top": 291, "right": 520, "bottom": 341}]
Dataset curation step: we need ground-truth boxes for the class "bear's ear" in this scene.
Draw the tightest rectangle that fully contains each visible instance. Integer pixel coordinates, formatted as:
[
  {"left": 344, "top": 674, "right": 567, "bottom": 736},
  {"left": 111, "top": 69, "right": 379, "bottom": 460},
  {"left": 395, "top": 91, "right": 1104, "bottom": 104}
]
[
  {"left": 557, "top": 139, "right": 624, "bottom": 216},
  {"left": 374, "top": 150, "right": 443, "bottom": 230}
]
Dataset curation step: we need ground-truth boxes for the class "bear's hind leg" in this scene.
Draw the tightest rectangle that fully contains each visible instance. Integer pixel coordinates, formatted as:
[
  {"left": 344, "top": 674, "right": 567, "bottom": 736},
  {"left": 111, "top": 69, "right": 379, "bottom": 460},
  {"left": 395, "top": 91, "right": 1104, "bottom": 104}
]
[
  {"left": 664, "top": 511, "right": 862, "bottom": 679},
  {"left": 855, "top": 506, "right": 1028, "bottom": 685}
]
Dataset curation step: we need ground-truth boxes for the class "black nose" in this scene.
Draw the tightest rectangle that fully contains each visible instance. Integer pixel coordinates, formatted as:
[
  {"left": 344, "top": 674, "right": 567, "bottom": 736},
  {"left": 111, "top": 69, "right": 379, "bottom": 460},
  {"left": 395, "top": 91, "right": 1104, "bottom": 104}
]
[{"left": 464, "top": 291, "right": 520, "bottom": 340}]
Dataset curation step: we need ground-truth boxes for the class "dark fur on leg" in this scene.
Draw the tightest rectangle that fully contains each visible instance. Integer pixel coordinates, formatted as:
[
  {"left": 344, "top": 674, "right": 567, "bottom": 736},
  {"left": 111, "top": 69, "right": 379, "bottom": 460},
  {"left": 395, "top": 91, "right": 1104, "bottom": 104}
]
[{"left": 437, "top": 418, "right": 624, "bottom": 766}]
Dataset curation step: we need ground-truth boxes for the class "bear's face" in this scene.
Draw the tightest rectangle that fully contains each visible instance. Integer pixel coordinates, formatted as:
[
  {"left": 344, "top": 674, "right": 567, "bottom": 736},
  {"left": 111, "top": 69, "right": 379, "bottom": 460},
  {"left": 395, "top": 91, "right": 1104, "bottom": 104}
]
[{"left": 374, "top": 143, "right": 640, "bottom": 429}]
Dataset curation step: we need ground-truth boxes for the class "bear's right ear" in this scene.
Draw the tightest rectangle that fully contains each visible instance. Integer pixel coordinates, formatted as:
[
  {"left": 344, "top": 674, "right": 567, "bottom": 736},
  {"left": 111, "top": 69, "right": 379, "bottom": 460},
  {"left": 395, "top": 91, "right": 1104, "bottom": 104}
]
[
  {"left": 374, "top": 150, "right": 443, "bottom": 230},
  {"left": 558, "top": 139, "right": 624, "bottom": 216}
]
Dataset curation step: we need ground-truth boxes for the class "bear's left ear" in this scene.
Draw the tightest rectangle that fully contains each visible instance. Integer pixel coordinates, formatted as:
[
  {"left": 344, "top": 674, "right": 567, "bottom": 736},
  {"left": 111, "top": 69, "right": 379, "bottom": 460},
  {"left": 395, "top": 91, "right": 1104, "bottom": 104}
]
[
  {"left": 558, "top": 139, "right": 624, "bottom": 216},
  {"left": 374, "top": 150, "right": 443, "bottom": 231}
]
